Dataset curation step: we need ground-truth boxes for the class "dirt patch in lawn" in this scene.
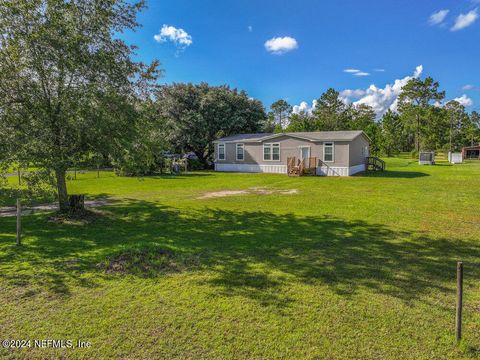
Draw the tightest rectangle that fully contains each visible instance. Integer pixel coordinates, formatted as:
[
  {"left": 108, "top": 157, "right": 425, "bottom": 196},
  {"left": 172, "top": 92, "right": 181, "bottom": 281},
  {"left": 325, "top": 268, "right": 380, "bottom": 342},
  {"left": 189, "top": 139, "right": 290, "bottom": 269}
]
[
  {"left": 196, "top": 187, "right": 298, "bottom": 200},
  {"left": 0, "top": 199, "right": 112, "bottom": 218}
]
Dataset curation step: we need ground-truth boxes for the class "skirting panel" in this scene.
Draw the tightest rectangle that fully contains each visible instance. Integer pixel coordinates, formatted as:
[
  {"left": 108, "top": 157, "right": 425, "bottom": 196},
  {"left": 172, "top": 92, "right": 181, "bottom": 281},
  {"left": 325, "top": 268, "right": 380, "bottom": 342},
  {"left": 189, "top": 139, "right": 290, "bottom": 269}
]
[
  {"left": 215, "top": 163, "right": 287, "bottom": 174},
  {"left": 348, "top": 164, "right": 366, "bottom": 175},
  {"left": 215, "top": 163, "right": 366, "bottom": 176},
  {"left": 316, "top": 166, "right": 349, "bottom": 176}
]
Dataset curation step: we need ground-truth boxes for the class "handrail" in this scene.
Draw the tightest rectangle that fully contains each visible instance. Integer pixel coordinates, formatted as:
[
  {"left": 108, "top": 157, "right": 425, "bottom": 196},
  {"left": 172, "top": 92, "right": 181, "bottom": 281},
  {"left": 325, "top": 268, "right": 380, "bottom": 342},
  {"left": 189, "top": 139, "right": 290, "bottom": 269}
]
[
  {"left": 299, "top": 158, "right": 305, "bottom": 173},
  {"left": 366, "top": 156, "right": 385, "bottom": 171}
]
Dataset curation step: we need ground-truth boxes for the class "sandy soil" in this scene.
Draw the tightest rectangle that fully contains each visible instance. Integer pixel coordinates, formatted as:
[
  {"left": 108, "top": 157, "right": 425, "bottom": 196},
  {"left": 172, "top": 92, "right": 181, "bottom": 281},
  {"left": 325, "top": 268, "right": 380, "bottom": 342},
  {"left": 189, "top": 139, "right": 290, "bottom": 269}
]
[
  {"left": 196, "top": 187, "right": 298, "bottom": 200},
  {"left": 0, "top": 199, "right": 111, "bottom": 217}
]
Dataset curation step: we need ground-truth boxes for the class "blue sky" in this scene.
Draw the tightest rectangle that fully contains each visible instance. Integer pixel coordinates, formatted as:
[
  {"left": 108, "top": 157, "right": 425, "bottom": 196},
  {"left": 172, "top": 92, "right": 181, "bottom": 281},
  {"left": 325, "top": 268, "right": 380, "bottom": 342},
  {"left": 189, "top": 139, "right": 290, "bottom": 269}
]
[{"left": 122, "top": 0, "right": 480, "bottom": 114}]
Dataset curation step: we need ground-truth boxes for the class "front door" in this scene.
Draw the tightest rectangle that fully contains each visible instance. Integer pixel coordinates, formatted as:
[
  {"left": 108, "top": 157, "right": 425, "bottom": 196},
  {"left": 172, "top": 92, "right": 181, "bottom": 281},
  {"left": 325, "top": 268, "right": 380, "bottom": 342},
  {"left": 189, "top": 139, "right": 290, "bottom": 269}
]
[{"left": 300, "top": 146, "right": 310, "bottom": 162}]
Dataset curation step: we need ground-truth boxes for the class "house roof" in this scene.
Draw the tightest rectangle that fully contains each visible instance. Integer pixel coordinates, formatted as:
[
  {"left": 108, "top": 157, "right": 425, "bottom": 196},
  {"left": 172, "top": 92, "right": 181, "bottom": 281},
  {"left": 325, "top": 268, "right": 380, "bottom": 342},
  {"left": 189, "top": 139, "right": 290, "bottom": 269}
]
[{"left": 214, "top": 130, "right": 367, "bottom": 143}]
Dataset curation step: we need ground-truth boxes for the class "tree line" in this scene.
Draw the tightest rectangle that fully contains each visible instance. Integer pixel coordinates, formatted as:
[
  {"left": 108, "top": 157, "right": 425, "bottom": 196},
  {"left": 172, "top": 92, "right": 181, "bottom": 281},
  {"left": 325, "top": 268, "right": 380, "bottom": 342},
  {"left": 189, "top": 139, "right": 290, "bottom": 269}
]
[
  {"left": 1, "top": 0, "right": 479, "bottom": 213},
  {"left": 266, "top": 81, "right": 480, "bottom": 156}
]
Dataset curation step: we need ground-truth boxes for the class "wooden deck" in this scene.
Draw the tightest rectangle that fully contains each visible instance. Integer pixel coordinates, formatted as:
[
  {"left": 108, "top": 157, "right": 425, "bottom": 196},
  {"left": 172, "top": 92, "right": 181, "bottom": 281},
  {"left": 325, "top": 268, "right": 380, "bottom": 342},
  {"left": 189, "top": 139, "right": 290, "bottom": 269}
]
[{"left": 287, "top": 157, "right": 317, "bottom": 176}]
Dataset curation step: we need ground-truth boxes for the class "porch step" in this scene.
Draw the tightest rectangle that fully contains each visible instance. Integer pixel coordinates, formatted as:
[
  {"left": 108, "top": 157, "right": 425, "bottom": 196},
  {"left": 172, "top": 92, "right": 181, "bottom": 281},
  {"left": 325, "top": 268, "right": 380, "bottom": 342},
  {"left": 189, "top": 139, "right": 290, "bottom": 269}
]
[
  {"left": 287, "top": 157, "right": 317, "bottom": 176},
  {"left": 366, "top": 156, "right": 385, "bottom": 171}
]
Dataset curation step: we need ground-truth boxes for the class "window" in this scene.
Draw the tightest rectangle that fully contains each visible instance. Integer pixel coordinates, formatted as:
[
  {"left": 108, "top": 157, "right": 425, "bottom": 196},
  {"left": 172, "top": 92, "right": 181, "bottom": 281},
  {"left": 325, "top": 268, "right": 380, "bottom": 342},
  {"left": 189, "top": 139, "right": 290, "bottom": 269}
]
[
  {"left": 263, "top": 143, "right": 280, "bottom": 161},
  {"left": 324, "top": 142, "right": 334, "bottom": 162},
  {"left": 218, "top": 143, "right": 225, "bottom": 160},
  {"left": 236, "top": 143, "right": 244, "bottom": 161}
]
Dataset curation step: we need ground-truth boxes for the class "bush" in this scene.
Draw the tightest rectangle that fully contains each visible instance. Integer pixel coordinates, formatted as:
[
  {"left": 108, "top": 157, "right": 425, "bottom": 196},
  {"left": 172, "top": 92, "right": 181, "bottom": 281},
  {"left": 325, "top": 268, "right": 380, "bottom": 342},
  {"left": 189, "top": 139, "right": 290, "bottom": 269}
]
[
  {"left": 410, "top": 150, "right": 418, "bottom": 159},
  {"left": 113, "top": 151, "right": 164, "bottom": 177},
  {"left": 186, "top": 158, "right": 205, "bottom": 170}
]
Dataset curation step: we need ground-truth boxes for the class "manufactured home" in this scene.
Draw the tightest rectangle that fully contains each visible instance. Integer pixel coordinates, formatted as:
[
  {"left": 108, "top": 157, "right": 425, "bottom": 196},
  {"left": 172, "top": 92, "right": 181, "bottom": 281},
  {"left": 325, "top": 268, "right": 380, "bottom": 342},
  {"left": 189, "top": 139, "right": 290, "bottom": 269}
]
[{"left": 213, "top": 131, "right": 376, "bottom": 176}]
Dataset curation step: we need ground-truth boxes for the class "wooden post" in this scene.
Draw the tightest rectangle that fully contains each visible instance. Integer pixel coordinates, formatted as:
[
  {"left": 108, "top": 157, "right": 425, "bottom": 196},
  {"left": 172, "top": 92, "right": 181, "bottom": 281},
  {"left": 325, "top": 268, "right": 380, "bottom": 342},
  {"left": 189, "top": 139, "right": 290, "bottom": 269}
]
[
  {"left": 456, "top": 261, "right": 463, "bottom": 343},
  {"left": 16, "top": 198, "right": 21, "bottom": 246}
]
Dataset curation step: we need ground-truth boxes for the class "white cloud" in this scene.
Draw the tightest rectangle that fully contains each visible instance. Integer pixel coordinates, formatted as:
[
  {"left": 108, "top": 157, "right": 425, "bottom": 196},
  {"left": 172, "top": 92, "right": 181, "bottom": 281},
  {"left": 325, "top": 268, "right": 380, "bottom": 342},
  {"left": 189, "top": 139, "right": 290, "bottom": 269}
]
[
  {"left": 453, "top": 94, "right": 474, "bottom": 107},
  {"left": 435, "top": 94, "right": 474, "bottom": 108},
  {"left": 293, "top": 66, "right": 425, "bottom": 118},
  {"left": 340, "top": 89, "right": 367, "bottom": 99},
  {"left": 293, "top": 65, "right": 475, "bottom": 119},
  {"left": 345, "top": 65, "right": 423, "bottom": 116},
  {"left": 248, "top": 25, "right": 253, "bottom": 32},
  {"left": 374, "top": 69, "right": 385, "bottom": 72},
  {"left": 451, "top": 9, "right": 478, "bottom": 31},
  {"left": 344, "top": 68, "right": 370, "bottom": 76},
  {"left": 264, "top": 36, "right": 298, "bottom": 55},
  {"left": 354, "top": 72, "right": 370, "bottom": 77},
  {"left": 154, "top": 25, "right": 192, "bottom": 49},
  {"left": 429, "top": 9, "right": 450, "bottom": 25},
  {"left": 462, "top": 84, "right": 480, "bottom": 91},
  {"left": 414, "top": 65, "right": 423, "bottom": 77},
  {"left": 292, "top": 100, "right": 317, "bottom": 115}
]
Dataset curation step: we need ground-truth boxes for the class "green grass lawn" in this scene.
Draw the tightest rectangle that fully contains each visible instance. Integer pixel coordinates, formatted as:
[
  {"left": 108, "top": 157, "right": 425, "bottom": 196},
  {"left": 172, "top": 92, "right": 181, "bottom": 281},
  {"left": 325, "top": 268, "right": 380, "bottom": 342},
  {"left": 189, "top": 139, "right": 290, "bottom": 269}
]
[{"left": 1, "top": 158, "right": 480, "bottom": 359}]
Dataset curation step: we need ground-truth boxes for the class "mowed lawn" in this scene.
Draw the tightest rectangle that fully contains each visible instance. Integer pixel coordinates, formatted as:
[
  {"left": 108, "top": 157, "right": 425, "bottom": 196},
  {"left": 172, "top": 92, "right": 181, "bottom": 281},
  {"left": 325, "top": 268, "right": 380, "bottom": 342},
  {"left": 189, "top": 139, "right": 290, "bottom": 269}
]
[{"left": 1, "top": 158, "right": 480, "bottom": 359}]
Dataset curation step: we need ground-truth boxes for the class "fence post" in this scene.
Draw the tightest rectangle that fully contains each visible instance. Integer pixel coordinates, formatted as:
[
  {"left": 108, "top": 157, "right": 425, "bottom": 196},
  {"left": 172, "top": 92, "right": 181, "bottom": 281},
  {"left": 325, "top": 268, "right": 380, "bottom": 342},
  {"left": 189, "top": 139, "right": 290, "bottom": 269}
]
[
  {"left": 16, "top": 198, "right": 21, "bottom": 246},
  {"left": 456, "top": 261, "right": 463, "bottom": 343}
]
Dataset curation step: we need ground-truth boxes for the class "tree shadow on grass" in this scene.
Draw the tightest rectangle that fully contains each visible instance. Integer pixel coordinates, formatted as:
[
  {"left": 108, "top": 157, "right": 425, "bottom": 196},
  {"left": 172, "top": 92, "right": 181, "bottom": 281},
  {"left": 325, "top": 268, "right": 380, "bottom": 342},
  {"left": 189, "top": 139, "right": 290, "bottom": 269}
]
[
  {"left": 144, "top": 172, "right": 213, "bottom": 180},
  {"left": 0, "top": 199, "right": 478, "bottom": 308},
  {"left": 361, "top": 170, "right": 430, "bottom": 178}
]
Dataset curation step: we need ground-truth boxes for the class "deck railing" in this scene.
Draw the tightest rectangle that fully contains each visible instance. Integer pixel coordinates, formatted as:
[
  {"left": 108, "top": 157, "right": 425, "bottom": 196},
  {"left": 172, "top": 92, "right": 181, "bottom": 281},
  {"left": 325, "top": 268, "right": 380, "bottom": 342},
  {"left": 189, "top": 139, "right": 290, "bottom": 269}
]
[
  {"left": 287, "top": 157, "right": 317, "bottom": 176},
  {"left": 366, "top": 156, "right": 385, "bottom": 171}
]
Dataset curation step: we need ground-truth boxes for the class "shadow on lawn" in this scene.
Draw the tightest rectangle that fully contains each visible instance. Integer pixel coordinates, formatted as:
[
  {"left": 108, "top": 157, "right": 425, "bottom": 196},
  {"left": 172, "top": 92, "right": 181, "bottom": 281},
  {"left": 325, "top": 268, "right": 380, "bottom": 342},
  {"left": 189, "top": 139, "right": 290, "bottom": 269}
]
[
  {"left": 0, "top": 199, "right": 478, "bottom": 307},
  {"left": 144, "top": 172, "right": 213, "bottom": 180},
  {"left": 361, "top": 170, "right": 430, "bottom": 178}
]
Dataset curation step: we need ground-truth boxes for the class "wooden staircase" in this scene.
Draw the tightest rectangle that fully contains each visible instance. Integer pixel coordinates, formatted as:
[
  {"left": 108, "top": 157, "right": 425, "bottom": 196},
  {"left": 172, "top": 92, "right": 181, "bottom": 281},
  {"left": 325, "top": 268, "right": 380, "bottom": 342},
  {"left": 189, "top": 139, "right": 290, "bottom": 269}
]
[
  {"left": 287, "top": 157, "right": 317, "bottom": 176},
  {"left": 366, "top": 156, "right": 385, "bottom": 171}
]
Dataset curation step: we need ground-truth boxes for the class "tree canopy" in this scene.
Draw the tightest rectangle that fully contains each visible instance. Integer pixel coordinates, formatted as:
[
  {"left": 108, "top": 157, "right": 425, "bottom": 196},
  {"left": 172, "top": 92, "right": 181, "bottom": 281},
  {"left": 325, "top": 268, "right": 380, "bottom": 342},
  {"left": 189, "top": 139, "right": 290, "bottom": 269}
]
[
  {"left": 0, "top": 0, "right": 161, "bottom": 211},
  {"left": 281, "top": 77, "right": 479, "bottom": 156},
  {"left": 397, "top": 77, "right": 445, "bottom": 152},
  {"left": 156, "top": 83, "right": 266, "bottom": 166}
]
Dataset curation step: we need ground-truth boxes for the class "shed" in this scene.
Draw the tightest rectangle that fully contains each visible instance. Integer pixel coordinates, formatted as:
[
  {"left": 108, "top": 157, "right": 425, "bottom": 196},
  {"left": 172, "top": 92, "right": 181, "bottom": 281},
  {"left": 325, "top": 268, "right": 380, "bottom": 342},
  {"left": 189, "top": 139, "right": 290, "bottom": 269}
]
[
  {"left": 419, "top": 151, "right": 435, "bottom": 165},
  {"left": 462, "top": 144, "right": 480, "bottom": 160}
]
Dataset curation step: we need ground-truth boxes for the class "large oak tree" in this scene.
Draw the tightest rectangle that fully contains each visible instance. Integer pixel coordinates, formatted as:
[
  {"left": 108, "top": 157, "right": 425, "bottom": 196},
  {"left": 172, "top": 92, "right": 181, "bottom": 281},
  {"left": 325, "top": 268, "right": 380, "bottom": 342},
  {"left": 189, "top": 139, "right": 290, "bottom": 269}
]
[
  {"left": 0, "top": 0, "right": 160, "bottom": 212},
  {"left": 156, "top": 83, "right": 266, "bottom": 166}
]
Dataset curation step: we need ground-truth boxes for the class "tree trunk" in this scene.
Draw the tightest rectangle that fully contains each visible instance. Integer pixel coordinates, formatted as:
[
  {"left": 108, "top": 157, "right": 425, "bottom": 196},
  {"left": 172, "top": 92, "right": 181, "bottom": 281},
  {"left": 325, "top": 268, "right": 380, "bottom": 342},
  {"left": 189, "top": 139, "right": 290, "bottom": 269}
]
[
  {"left": 450, "top": 112, "right": 454, "bottom": 152},
  {"left": 55, "top": 168, "right": 69, "bottom": 212},
  {"left": 416, "top": 114, "right": 420, "bottom": 152},
  {"left": 68, "top": 195, "right": 85, "bottom": 215},
  {"left": 194, "top": 151, "right": 209, "bottom": 169}
]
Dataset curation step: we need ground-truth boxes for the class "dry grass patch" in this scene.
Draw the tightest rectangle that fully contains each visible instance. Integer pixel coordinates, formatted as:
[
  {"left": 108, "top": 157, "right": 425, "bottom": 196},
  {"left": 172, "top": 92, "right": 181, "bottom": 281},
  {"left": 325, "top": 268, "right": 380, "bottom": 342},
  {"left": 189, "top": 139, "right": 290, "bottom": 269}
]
[{"left": 196, "top": 186, "right": 298, "bottom": 199}]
